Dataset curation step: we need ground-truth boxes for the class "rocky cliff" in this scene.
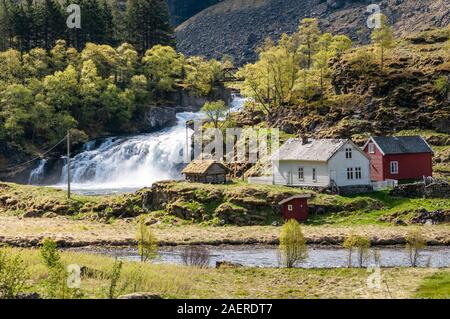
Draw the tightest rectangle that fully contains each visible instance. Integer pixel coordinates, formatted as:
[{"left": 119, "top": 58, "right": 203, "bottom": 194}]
[{"left": 176, "top": 0, "right": 450, "bottom": 64}]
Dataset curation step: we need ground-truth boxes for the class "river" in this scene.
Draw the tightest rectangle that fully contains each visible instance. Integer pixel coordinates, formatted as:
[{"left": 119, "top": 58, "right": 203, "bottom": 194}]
[{"left": 69, "top": 245, "right": 450, "bottom": 268}]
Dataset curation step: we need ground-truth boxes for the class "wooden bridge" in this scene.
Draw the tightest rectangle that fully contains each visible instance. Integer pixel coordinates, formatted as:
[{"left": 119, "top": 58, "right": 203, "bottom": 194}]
[{"left": 216, "top": 67, "right": 244, "bottom": 83}]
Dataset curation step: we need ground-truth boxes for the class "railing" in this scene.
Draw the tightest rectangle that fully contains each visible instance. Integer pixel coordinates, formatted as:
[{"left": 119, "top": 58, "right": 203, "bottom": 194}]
[{"left": 372, "top": 179, "right": 398, "bottom": 191}]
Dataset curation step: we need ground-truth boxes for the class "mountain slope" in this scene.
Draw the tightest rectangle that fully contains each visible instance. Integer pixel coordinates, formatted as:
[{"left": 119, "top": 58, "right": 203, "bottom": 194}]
[{"left": 175, "top": 0, "right": 450, "bottom": 64}]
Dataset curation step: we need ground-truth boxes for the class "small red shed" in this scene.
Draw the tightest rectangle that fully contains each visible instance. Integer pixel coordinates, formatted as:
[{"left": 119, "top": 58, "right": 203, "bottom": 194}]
[
  {"left": 363, "top": 136, "right": 433, "bottom": 181},
  {"left": 279, "top": 195, "right": 311, "bottom": 222}
]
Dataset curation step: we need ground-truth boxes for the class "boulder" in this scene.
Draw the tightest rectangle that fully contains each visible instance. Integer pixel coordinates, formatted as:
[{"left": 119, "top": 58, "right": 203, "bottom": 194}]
[{"left": 144, "top": 106, "right": 177, "bottom": 132}]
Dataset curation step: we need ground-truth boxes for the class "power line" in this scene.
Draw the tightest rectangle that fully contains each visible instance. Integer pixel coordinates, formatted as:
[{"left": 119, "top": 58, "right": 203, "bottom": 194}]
[{"left": 0, "top": 135, "right": 68, "bottom": 173}]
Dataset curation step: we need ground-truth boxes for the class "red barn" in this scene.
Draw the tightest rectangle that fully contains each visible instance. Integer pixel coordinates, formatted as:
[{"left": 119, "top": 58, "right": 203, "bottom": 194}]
[
  {"left": 279, "top": 195, "right": 311, "bottom": 222},
  {"left": 363, "top": 136, "right": 433, "bottom": 181}
]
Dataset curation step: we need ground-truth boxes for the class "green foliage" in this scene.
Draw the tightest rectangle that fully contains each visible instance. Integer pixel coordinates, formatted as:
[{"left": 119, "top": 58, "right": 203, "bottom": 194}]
[
  {"left": 434, "top": 76, "right": 449, "bottom": 97},
  {"left": 342, "top": 234, "right": 371, "bottom": 268},
  {"left": 106, "top": 259, "right": 124, "bottom": 299},
  {"left": 142, "top": 45, "right": 184, "bottom": 92},
  {"left": 406, "top": 228, "right": 427, "bottom": 267},
  {"left": 40, "top": 238, "right": 82, "bottom": 299},
  {"left": 238, "top": 18, "right": 352, "bottom": 112},
  {"left": 0, "top": 247, "right": 28, "bottom": 299},
  {"left": 0, "top": 0, "right": 172, "bottom": 53},
  {"left": 136, "top": 219, "right": 158, "bottom": 262},
  {"left": 371, "top": 14, "right": 395, "bottom": 70},
  {"left": 279, "top": 219, "right": 307, "bottom": 268},
  {"left": 201, "top": 100, "right": 228, "bottom": 128}
]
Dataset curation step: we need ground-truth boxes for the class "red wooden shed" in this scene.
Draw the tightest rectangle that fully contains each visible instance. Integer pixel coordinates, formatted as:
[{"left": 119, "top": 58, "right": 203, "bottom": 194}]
[
  {"left": 279, "top": 195, "right": 311, "bottom": 222},
  {"left": 363, "top": 136, "right": 433, "bottom": 181}
]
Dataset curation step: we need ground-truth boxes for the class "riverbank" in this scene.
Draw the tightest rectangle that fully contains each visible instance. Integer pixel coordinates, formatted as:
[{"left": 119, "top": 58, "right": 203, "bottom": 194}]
[
  {"left": 3, "top": 247, "right": 449, "bottom": 298},
  {"left": 1, "top": 216, "right": 449, "bottom": 247}
]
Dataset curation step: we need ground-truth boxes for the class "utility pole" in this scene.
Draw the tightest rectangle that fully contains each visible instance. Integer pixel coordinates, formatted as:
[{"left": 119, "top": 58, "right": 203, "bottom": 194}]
[{"left": 67, "top": 130, "right": 71, "bottom": 199}]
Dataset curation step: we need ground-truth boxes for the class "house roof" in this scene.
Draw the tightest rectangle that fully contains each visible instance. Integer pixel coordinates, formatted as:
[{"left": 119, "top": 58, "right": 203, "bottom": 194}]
[
  {"left": 272, "top": 138, "right": 349, "bottom": 162},
  {"left": 181, "top": 160, "right": 228, "bottom": 175},
  {"left": 366, "top": 136, "right": 433, "bottom": 155},
  {"left": 279, "top": 194, "right": 312, "bottom": 205}
]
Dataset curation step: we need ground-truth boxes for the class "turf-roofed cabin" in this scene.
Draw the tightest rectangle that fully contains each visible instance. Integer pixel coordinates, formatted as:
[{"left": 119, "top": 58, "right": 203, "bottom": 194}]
[
  {"left": 363, "top": 136, "right": 433, "bottom": 181},
  {"left": 182, "top": 160, "right": 229, "bottom": 184}
]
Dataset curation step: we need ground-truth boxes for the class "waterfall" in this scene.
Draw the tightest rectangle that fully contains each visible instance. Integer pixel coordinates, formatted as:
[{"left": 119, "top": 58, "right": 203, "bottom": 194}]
[
  {"left": 31, "top": 95, "right": 246, "bottom": 194},
  {"left": 28, "top": 159, "right": 47, "bottom": 185}
]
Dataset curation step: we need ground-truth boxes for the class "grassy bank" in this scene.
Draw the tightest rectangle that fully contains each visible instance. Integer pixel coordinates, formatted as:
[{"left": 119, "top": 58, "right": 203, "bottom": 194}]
[
  {"left": 0, "top": 181, "right": 449, "bottom": 247},
  {"left": 2, "top": 247, "right": 448, "bottom": 299}
]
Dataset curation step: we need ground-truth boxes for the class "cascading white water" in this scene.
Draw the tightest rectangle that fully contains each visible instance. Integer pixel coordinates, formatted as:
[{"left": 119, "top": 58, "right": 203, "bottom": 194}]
[
  {"left": 28, "top": 159, "right": 47, "bottom": 185},
  {"left": 34, "top": 95, "right": 246, "bottom": 194}
]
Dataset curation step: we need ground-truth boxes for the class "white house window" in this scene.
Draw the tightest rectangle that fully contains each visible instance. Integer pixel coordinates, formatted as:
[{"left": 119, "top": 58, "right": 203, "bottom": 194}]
[
  {"left": 347, "top": 167, "right": 354, "bottom": 180},
  {"left": 298, "top": 167, "right": 304, "bottom": 180},
  {"left": 355, "top": 167, "right": 362, "bottom": 179},
  {"left": 390, "top": 161, "right": 399, "bottom": 174},
  {"left": 368, "top": 143, "right": 375, "bottom": 154},
  {"left": 312, "top": 168, "right": 317, "bottom": 182},
  {"left": 345, "top": 148, "right": 352, "bottom": 159},
  {"left": 288, "top": 205, "right": 293, "bottom": 211}
]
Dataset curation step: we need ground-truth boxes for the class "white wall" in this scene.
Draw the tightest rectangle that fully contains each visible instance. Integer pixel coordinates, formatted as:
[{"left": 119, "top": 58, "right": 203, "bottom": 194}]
[
  {"left": 328, "top": 142, "right": 371, "bottom": 187},
  {"left": 273, "top": 160, "right": 330, "bottom": 187}
]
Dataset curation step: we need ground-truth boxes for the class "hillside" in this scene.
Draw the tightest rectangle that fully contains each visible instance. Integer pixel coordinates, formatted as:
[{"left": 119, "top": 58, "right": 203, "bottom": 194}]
[
  {"left": 176, "top": 0, "right": 450, "bottom": 64},
  {"left": 167, "top": 0, "right": 222, "bottom": 25}
]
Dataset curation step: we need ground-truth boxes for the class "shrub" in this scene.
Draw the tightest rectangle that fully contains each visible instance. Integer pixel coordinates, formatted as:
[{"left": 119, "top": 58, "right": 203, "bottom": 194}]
[
  {"left": 434, "top": 76, "right": 449, "bottom": 97},
  {"left": 180, "top": 246, "right": 211, "bottom": 268},
  {"left": 0, "top": 248, "right": 28, "bottom": 299},
  {"left": 136, "top": 219, "right": 158, "bottom": 262},
  {"left": 106, "top": 259, "right": 125, "bottom": 299},
  {"left": 40, "top": 238, "right": 82, "bottom": 299},
  {"left": 343, "top": 234, "right": 371, "bottom": 268},
  {"left": 278, "top": 220, "right": 308, "bottom": 268},
  {"left": 406, "top": 228, "right": 427, "bottom": 267}
]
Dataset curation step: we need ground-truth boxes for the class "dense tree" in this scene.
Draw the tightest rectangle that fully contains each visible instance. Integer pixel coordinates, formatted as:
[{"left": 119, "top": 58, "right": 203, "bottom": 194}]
[
  {"left": 0, "top": 0, "right": 173, "bottom": 52},
  {"left": 142, "top": 45, "right": 184, "bottom": 92},
  {"left": 125, "top": 0, "right": 174, "bottom": 54},
  {"left": 238, "top": 19, "right": 353, "bottom": 112}
]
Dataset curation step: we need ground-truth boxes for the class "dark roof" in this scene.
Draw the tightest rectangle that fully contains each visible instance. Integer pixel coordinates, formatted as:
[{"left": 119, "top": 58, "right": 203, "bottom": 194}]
[{"left": 370, "top": 136, "right": 433, "bottom": 155}]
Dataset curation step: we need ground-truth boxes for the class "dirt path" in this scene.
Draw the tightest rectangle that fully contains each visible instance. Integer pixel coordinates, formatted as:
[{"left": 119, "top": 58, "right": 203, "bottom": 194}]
[{"left": 0, "top": 216, "right": 449, "bottom": 247}]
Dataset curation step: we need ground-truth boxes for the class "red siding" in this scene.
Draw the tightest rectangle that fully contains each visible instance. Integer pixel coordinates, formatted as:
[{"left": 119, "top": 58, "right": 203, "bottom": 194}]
[
  {"left": 364, "top": 142, "right": 433, "bottom": 181},
  {"left": 364, "top": 142, "right": 384, "bottom": 181},
  {"left": 383, "top": 153, "right": 433, "bottom": 180},
  {"left": 281, "top": 198, "right": 308, "bottom": 222}
]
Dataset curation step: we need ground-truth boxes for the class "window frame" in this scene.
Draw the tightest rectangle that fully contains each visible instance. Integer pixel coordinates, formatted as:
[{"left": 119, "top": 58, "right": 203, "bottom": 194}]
[
  {"left": 287, "top": 204, "right": 293, "bottom": 212},
  {"left": 345, "top": 148, "right": 353, "bottom": 159},
  {"left": 355, "top": 167, "right": 362, "bottom": 179},
  {"left": 347, "top": 167, "right": 354, "bottom": 180},
  {"left": 298, "top": 167, "right": 304, "bottom": 181},
  {"left": 312, "top": 168, "right": 317, "bottom": 182},
  {"left": 368, "top": 143, "right": 375, "bottom": 154},
  {"left": 390, "top": 161, "right": 399, "bottom": 175}
]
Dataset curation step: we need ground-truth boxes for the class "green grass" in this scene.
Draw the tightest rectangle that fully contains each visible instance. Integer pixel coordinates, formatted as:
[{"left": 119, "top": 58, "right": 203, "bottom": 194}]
[
  {"left": 1, "top": 247, "right": 445, "bottom": 299},
  {"left": 307, "top": 190, "right": 450, "bottom": 226},
  {"left": 414, "top": 271, "right": 450, "bottom": 299}
]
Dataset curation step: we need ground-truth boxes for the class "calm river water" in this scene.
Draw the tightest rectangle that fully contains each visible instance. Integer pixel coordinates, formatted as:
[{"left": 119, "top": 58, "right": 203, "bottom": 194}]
[{"left": 69, "top": 245, "right": 450, "bottom": 268}]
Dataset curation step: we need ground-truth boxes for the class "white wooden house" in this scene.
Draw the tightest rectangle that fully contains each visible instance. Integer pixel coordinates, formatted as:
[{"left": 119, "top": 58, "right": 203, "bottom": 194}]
[{"left": 271, "top": 138, "right": 372, "bottom": 191}]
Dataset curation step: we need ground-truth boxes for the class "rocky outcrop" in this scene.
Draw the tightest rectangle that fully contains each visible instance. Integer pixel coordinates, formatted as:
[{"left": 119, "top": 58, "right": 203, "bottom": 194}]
[
  {"left": 391, "top": 180, "right": 450, "bottom": 198},
  {"left": 380, "top": 208, "right": 450, "bottom": 225},
  {"left": 176, "top": 0, "right": 450, "bottom": 65},
  {"left": 144, "top": 106, "right": 177, "bottom": 131}
]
